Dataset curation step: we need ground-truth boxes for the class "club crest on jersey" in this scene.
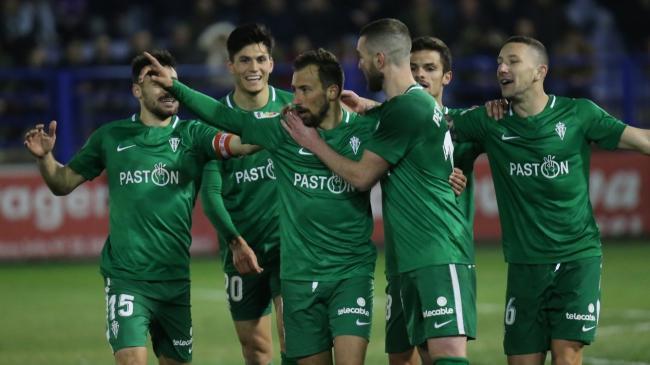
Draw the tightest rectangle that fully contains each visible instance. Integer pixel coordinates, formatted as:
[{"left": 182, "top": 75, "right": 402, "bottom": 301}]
[
  {"left": 169, "top": 137, "right": 180, "bottom": 152},
  {"left": 253, "top": 111, "right": 279, "bottom": 119},
  {"left": 555, "top": 121, "right": 566, "bottom": 140},
  {"left": 350, "top": 136, "right": 361, "bottom": 155},
  {"left": 111, "top": 320, "right": 119, "bottom": 338}
]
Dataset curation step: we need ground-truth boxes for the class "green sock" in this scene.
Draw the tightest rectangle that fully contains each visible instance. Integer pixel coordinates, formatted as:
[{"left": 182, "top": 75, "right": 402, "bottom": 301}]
[
  {"left": 281, "top": 352, "right": 298, "bottom": 365},
  {"left": 434, "top": 356, "right": 469, "bottom": 365}
]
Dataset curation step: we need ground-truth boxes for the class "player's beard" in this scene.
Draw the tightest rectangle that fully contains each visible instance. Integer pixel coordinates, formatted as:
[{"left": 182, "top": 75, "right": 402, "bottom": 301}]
[
  {"left": 364, "top": 64, "right": 384, "bottom": 92},
  {"left": 295, "top": 99, "right": 329, "bottom": 128},
  {"left": 144, "top": 94, "right": 179, "bottom": 120}
]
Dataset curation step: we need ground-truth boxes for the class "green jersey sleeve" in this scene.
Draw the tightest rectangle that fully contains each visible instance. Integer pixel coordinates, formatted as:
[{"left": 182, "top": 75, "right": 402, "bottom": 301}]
[
  {"left": 201, "top": 161, "right": 240, "bottom": 242},
  {"left": 452, "top": 106, "right": 489, "bottom": 144},
  {"left": 189, "top": 120, "right": 221, "bottom": 159},
  {"left": 447, "top": 107, "right": 484, "bottom": 171},
  {"left": 366, "top": 97, "right": 438, "bottom": 164},
  {"left": 170, "top": 80, "right": 285, "bottom": 150},
  {"left": 68, "top": 126, "right": 106, "bottom": 180},
  {"left": 239, "top": 116, "right": 286, "bottom": 151},
  {"left": 578, "top": 99, "right": 627, "bottom": 150}
]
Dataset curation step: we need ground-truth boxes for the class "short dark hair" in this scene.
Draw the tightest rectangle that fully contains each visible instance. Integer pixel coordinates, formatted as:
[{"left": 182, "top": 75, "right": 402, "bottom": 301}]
[
  {"left": 293, "top": 48, "right": 344, "bottom": 96},
  {"left": 411, "top": 36, "right": 452, "bottom": 74},
  {"left": 131, "top": 49, "right": 176, "bottom": 83},
  {"left": 359, "top": 18, "right": 411, "bottom": 65},
  {"left": 227, "top": 23, "right": 275, "bottom": 61},
  {"left": 502, "top": 35, "right": 548, "bottom": 65}
]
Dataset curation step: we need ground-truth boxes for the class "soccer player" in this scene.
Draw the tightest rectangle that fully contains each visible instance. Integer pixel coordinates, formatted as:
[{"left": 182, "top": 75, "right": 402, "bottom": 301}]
[
  {"left": 450, "top": 36, "right": 650, "bottom": 365},
  {"left": 142, "top": 48, "right": 378, "bottom": 365},
  {"left": 199, "top": 23, "right": 294, "bottom": 365},
  {"left": 282, "top": 19, "right": 475, "bottom": 365},
  {"left": 380, "top": 36, "right": 483, "bottom": 365},
  {"left": 23, "top": 50, "right": 258, "bottom": 365}
]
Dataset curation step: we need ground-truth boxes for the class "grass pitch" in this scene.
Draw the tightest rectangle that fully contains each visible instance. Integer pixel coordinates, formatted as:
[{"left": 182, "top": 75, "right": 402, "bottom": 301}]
[{"left": 1, "top": 243, "right": 649, "bottom": 365}]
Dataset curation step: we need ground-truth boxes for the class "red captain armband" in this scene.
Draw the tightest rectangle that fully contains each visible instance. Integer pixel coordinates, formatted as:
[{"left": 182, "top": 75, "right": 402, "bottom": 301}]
[{"left": 213, "top": 132, "right": 234, "bottom": 159}]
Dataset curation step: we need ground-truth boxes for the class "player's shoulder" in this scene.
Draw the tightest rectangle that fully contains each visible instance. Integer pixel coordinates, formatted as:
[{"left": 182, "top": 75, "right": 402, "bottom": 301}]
[
  {"left": 552, "top": 96, "right": 607, "bottom": 123},
  {"left": 93, "top": 115, "right": 138, "bottom": 135},
  {"left": 271, "top": 85, "right": 293, "bottom": 103},
  {"left": 175, "top": 118, "right": 217, "bottom": 135},
  {"left": 386, "top": 88, "right": 436, "bottom": 116},
  {"left": 348, "top": 110, "right": 378, "bottom": 133}
]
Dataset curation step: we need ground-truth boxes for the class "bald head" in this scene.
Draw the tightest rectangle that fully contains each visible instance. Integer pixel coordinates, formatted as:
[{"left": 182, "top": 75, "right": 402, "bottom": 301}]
[{"left": 359, "top": 18, "right": 411, "bottom": 66}]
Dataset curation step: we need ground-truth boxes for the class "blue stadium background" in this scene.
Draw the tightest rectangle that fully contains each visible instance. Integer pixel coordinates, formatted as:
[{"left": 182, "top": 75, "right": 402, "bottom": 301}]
[{"left": 1, "top": 0, "right": 650, "bottom": 163}]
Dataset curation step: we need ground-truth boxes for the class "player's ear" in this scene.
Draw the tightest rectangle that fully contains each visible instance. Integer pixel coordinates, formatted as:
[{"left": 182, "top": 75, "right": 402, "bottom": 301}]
[
  {"left": 226, "top": 59, "right": 235, "bottom": 75},
  {"left": 132, "top": 83, "right": 141, "bottom": 98},
  {"left": 268, "top": 56, "right": 274, "bottom": 73},
  {"left": 534, "top": 64, "right": 548, "bottom": 82},
  {"left": 442, "top": 70, "right": 453, "bottom": 86},
  {"left": 374, "top": 52, "right": 385, "bottom": 69},
  {"left": 326, "top": 84, "right": 340, "bottom": 101}
]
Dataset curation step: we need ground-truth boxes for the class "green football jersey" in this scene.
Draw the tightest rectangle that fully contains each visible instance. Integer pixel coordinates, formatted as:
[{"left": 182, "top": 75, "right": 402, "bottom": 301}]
[
  {"left": 453, "top": 95, "right": 627, "bottom": 264},
  {"left": 202, "top": 86, "right": 292, "bottom": 272},
  {"left": 447, "top": 106, "right": 484, "bottom": 240},
  {"left": 68, "top": 114, "right": 219, "bottom": 280},
  {"left": 171, "top": 79, "right": 377, "bottom": 280},
  {"left": 365, "top": 85, "right": 473, "bottom": 276}
]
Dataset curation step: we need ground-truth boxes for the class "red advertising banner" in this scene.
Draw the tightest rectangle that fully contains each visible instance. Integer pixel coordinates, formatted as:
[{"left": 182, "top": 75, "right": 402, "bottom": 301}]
[
  {"left": 1, "top": 152, "right": 649, "bottom": 261},
  {"left": 0, "top": 166, "right": 217, "bottom": 260},
  {"left": 466, "top": 152, "right": 650, "bottom": 240}
]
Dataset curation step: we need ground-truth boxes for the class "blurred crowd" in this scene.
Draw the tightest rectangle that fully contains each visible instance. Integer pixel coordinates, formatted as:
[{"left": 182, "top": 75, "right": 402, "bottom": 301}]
[
  {"left": 1, "top": 0, "right": 649, "bottom": 70},
  {"left": 2, "top": 0, "right": 650, "bottom": 163}
]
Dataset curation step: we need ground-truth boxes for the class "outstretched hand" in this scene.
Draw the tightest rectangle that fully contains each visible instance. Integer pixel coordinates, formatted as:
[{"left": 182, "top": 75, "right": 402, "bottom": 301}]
[
  {"left": 449, "top": 167, "right": 467, "bottom": 196},
  {"left": 281, "top": 109, "right": 321, "bottom": 151},
  {"left": 137, "top": 52, "right": 174, "bottom": 89},
  {"left": 230, "top": 236, "right": 263, "bottom": 275},
  {"left": 24, "top": 120, "right": 57, "bottom": 158}
]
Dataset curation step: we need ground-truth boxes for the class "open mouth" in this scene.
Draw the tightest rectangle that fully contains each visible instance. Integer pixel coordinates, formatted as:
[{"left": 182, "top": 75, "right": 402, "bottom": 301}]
[
  {"left": 244, "top": 75, "right": 262, "bottom": 82},
  {"left": 499, "top": 79, "right": 513, "bottom": 86},
  {"left": 159, "top": 97, "right": 177, "bottom": 106},
  {"left": 417, "top": 81, "right": 430, "bottom": 88}
]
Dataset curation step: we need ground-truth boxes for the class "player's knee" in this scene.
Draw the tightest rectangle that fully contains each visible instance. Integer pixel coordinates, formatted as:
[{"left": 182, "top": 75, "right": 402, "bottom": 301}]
[
  {"left": 241, "top": 345, "right": 272, "bottom": 365},
  {"left": 115, "top": 347, "right": 147, "bottom": 365},
  {"left": 551, "top": 340, "right": 584, "bottom": 365},
  {"left": 427, "top": 336, "right": 467, "bottom": 359},
  {"left": 388, "top": 349, "right": 419, "bottom": 365}
]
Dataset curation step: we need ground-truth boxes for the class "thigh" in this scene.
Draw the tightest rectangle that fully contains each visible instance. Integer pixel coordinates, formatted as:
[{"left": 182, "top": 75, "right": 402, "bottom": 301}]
[
  {"left": 385, "top": 276, "right": 415, "bottom": 354},
  {"left": 548, "top": 257, "right": 601, "bottom": 345},
  {"left": 401, "top": 265, "right": 476, "bottom": 346},
  {"left": 503, "top": 263, "right": 553, "bottom": 356},
  {"left": 232, "top": 315, "right": 273, "bottom": 350},
  {"left": 225, "top": 270, "right": 273, "bottom": 321},
  {"left": 150, "top": 281, "right": 193, "bottom": 363},
  {"left": 105, "top": 277, "right": 152, "bottom": 353},
  {"left": 283, "top": 280, "right": 332, "bottom": 359},
  {"left": 333, "top": 335, "right": 368, "bottom": 365},
  {"left": 329, "top": 276, "right": 374, "bottom": 340}
]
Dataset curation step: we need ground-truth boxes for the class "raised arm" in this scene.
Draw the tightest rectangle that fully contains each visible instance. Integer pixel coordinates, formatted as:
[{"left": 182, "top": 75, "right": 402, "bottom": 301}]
[
  {"left": 139, "top": 52, "right": 247, "bottom": 134},
  {"left": 24, "top": 121, "right": 86, "bottom": 195},
  {"left": 618, "top": 126, "right": 650, "bottom": 155},
  {"left": 282, "top": 110, "right": 389, "bottom": 191}
]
